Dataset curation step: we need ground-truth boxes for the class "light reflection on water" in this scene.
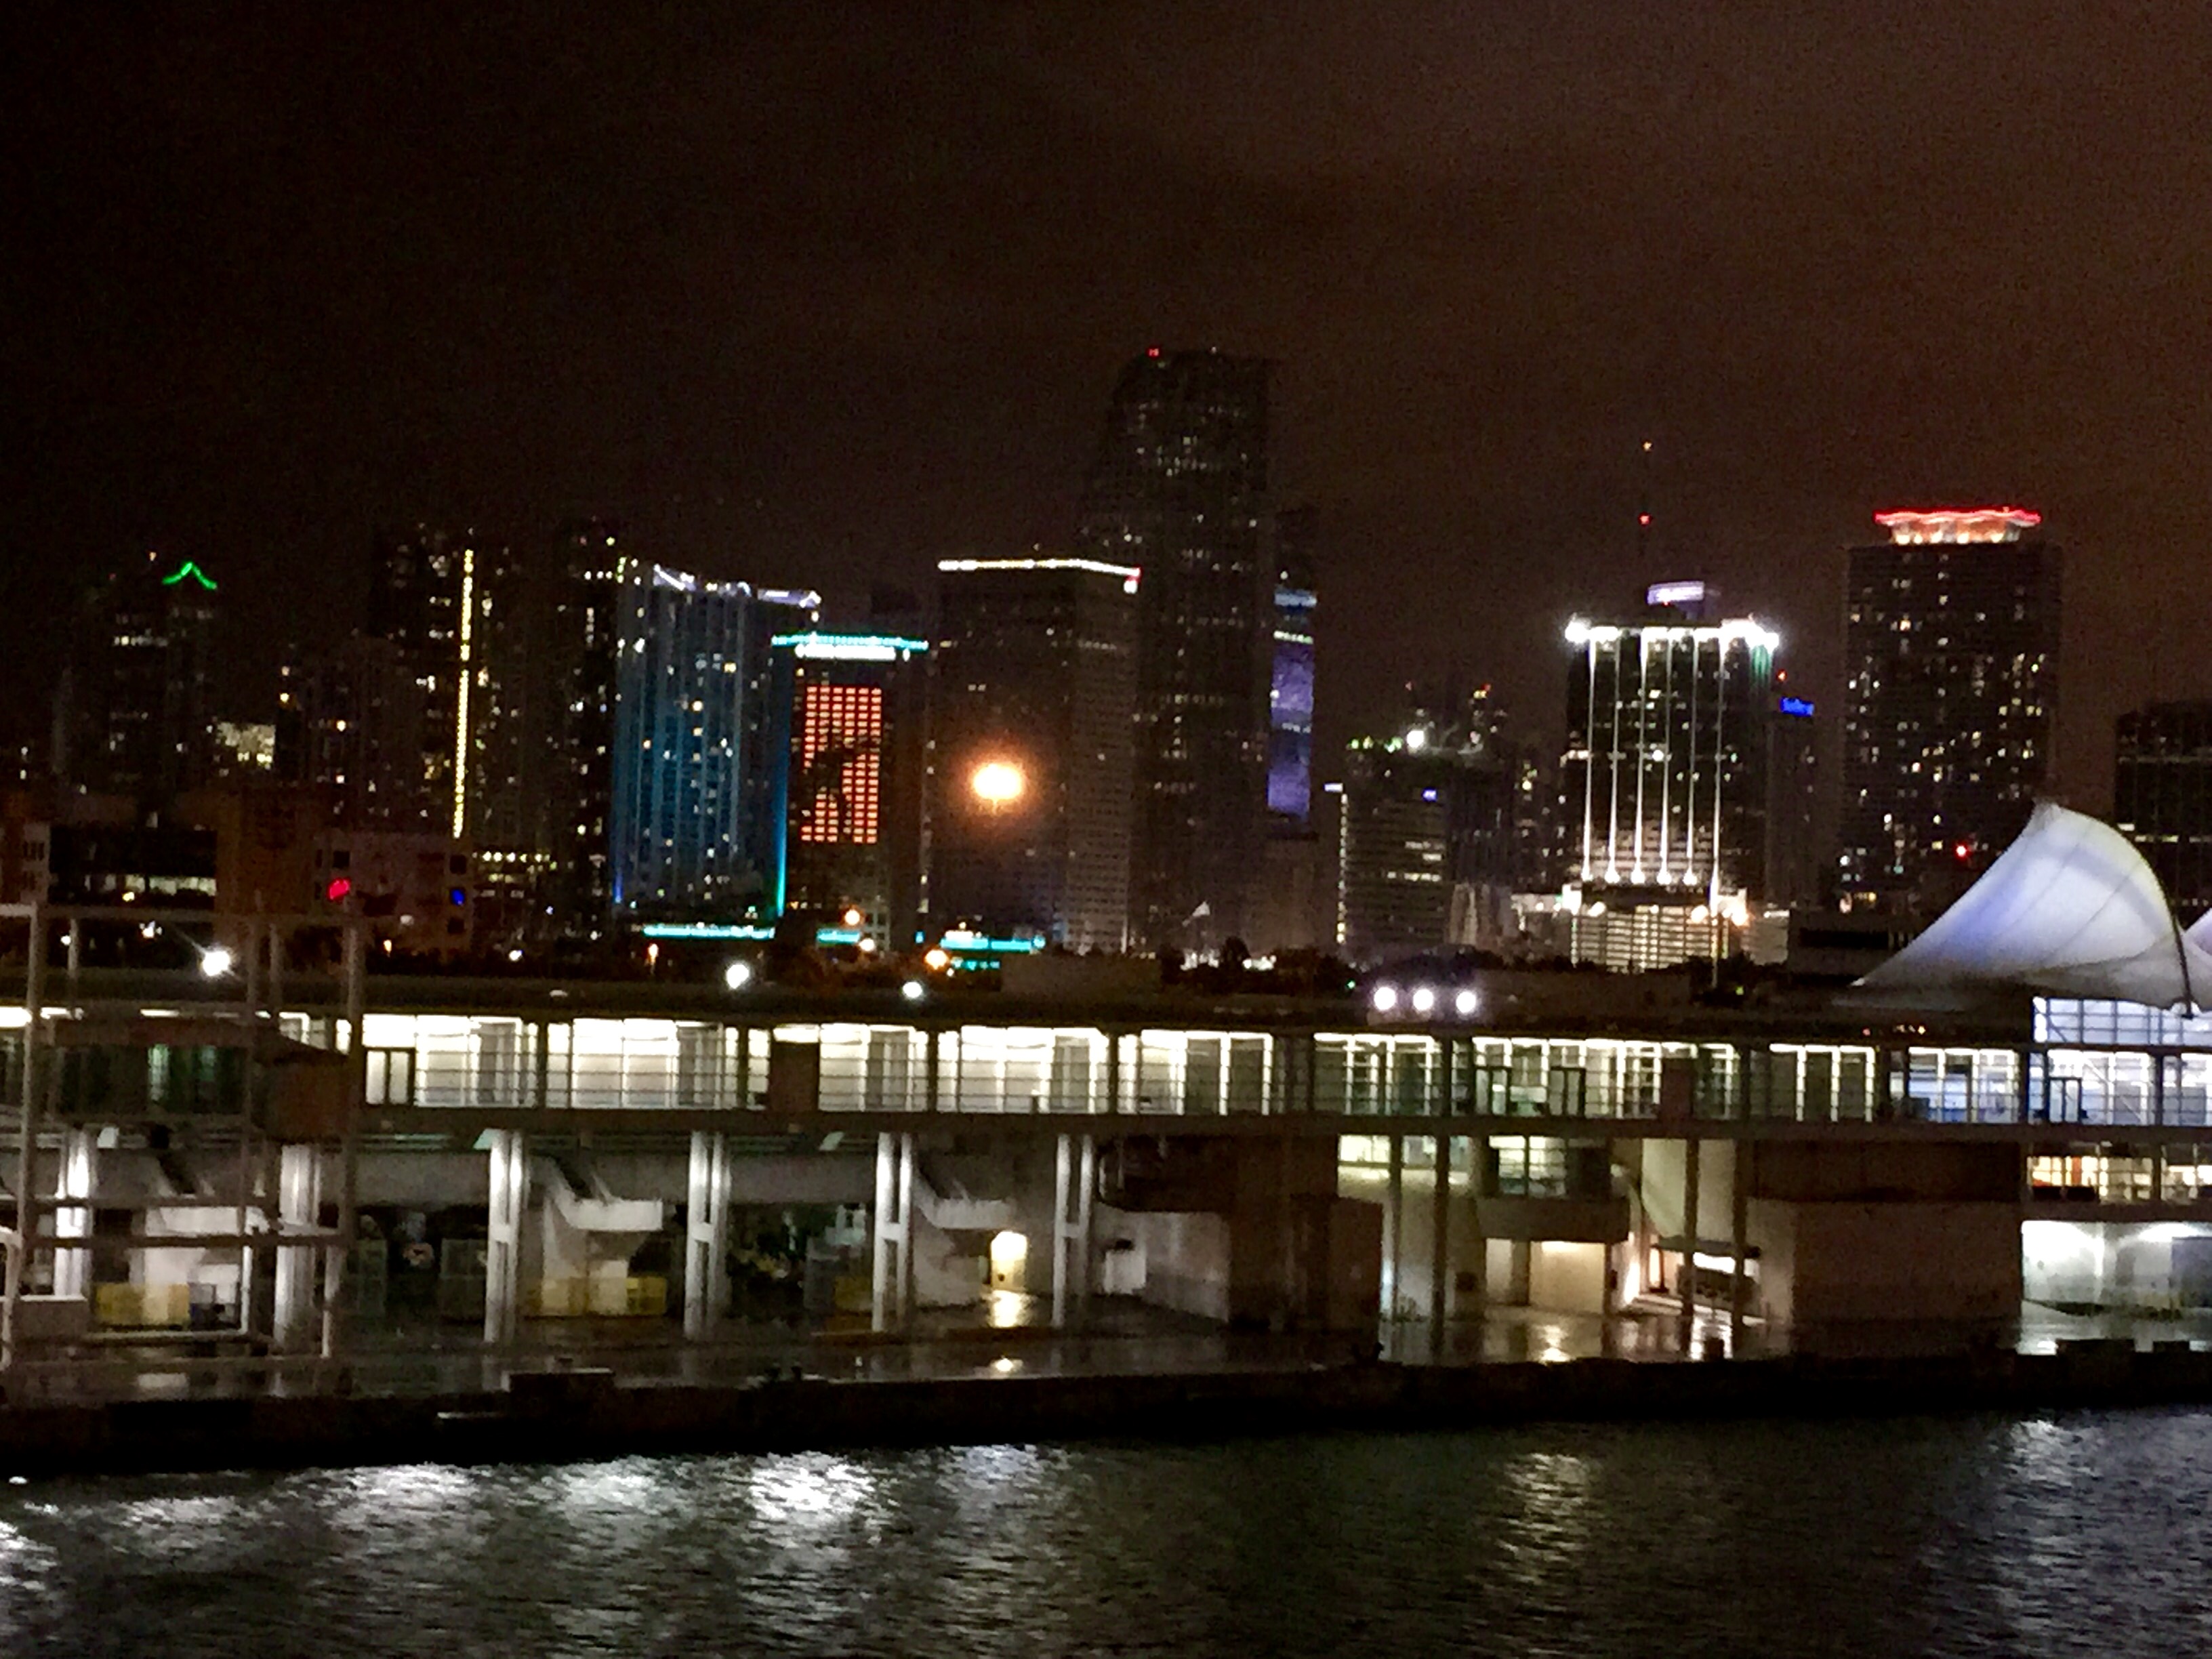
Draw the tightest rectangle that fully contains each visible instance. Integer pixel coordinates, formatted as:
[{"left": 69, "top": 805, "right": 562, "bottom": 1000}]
[{"left": 0, "top": 1413, "right": 2205, "bottom": 1656}]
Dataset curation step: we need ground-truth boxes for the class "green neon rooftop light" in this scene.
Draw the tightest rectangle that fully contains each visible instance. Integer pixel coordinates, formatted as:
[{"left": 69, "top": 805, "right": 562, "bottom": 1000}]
[{"left": 161, "top": 560, "right": 218, "bottom": 591}]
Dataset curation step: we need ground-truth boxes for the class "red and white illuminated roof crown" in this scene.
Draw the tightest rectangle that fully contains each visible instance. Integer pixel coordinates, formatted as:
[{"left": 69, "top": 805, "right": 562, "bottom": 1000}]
[{"left": 1874, "top": 506, "right": 2042, "bottom": 545}]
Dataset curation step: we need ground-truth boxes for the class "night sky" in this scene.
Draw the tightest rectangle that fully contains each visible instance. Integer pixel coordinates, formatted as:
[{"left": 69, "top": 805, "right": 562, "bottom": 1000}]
[{"left": 8, "top": 3, "right": 2211, "bottom": 807}]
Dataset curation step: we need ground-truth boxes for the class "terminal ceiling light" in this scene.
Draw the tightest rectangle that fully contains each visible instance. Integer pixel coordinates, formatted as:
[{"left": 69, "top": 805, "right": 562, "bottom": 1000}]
[
  {"left": 1371, "top": 984, "right": 1399, "bottom": 1013},
  {"left": 901, "top": 979, "right": 925, "bottom": 1002},
  {"left": 1410, "top": 986, "right": 1437, "bottom": 1015},
  {"left": 1454, "top": 989, "right": 1479, "bottom": 1017},
  {"left": 723, "top": 961, "right": 754, "bottom": 991}
]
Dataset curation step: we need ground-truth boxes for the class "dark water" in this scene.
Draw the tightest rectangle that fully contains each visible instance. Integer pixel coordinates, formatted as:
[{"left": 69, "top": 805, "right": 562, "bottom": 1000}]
[{"left": 2, "top": 1410, "right": 2209, "bottom": 1657}]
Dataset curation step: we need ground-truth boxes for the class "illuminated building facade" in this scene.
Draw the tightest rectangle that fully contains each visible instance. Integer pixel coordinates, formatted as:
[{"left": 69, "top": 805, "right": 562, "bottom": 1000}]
[
  {"left": 60, "top": 551, "right": 218, "bottom": 806},
  {"left": 1559, "top": 583, "right": 1778, "bottom": 968},
  {"left": 771, "top": 632, "right": 928, "bottom": 947},
  {"left": 1837, "top": 508, "right": 2061, "bottom": 914},
  {"left": 928, "top": 558, "right": 1137, "bottom": 952},
  {"left": 2114, "top": 700, "right": 2212, "bottom": 921},
  {"left": 1080, "top": 349, "right": 1274, "bottom": 954},
  {"left": 607, "top": 562, "right": 812, "bottom": 923},
  {"left": 1269, "top": 506, "right": 1318, "bottom": 822},
  {"left": 552, "top": 524, "right": 624, "bottom": 935},
  {"left": 365, "top": 527, "right": 531, "bottom": 842}
]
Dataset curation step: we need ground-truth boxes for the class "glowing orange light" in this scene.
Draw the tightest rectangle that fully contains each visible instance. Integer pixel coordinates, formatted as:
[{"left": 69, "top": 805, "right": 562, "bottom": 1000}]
[
  {"left": 970, "top": 760, "right": 1025, "bottom": 808},
  {"left": 924, "top": 947, "right": 951, "bottom": 972},
  {"left": 1875, "top": 507, "right": 2041, "bottom": 544}
]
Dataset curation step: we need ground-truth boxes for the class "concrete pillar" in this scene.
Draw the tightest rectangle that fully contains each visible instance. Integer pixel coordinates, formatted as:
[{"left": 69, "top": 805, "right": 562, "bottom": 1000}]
[
  {"left": 1464, "top": 1135, "right": 1487, "bottom": 1319},
  {"left": 484, "top": 1129, "right": 529, "bottom": 1348},
  {"left": 1729, "top": 1138, "right": 1750, "bottom": 1353},
  {"left": 1679, "top": 1135, "right": 1702, "bottom": 1353},
  {"left": 3, "top": 902, "right": 47, "bottom": 1370},
  {"left": 896, "top": 1132, "right": 916, "bottom": 1324},
  {"left": 1051, "top": 1133, "right": 1097, "bottom": 1328},
  {"left": 321, "top": 916, "right": 368, "bottom": 1361},
  {"left": 684, "top": 1131, "right": 731, "bottom": 1340},
  {"left": 273, "top": 1143, "right": 323, "bottom": 1349},
  {"left": 1382, "top": 1134, "right": 1404, "bottom": 1321},
  {"left": 51, "top": 1128, "right": 94, "bottom": 1303},
  {"left": 1428, "top": 1133, "right": 1452, "bottom": 1357},
  {"left": 872, "top": 1131, "right": 916, "bottom": 1332}
]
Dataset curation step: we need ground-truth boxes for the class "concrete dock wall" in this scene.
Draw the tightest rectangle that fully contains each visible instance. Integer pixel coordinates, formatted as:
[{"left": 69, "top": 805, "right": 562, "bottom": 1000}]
[{"left": 4, "top": 1345, "right": 2211, "bottom": 1480}]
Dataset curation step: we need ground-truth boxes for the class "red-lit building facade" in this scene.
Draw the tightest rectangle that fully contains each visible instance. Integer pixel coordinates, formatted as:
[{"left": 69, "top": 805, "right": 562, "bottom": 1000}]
[{"left": 771, "top": 632, "right": 928, "bottom": 948}]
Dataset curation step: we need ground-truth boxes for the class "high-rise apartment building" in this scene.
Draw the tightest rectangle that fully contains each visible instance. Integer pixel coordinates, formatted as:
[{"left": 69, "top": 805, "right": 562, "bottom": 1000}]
[
  {"left": 1559, "top": 581, "right": 1778, "bottom": 968},
  {"left": 2114, "top": 700, "right": 2212, "bottom": 920},
  {"left": 59, "top": 552, "right": 218, "bottom": 806},
  {"left": 364, "top": 527, "right": 533, "bottom": 843},
  {"left": 772, "top": 631, "right": 928, "bottom": 948},
  {"left": 1837, "top": 508, "right": 2061, "bottom": 914},
  {"left": 274, "top": 634, "right": 428, "bottom": 826},
  {"left": 928, "top": 557, "right": 1139, "bottom": 952},
  {"left": 607, "top": 562, "right": 812, "bottom": 923},
  {"left": 551, "top": 524, "right": 625, "bottom": 937},
  {"left": 1079, "top": 349, "right": 1273, "bottom": 954}
]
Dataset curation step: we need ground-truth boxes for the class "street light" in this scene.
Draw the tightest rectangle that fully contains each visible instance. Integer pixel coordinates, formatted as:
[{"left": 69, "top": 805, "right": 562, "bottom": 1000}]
[
  {"left": 199, "top": 946, "right": 234, "bottom": 979},
  {"left": 970, "top": 760, "right": 1025, "bottom": 810},
  {"left": 722, "top": 960, "right": 754, "bottom": 991}
]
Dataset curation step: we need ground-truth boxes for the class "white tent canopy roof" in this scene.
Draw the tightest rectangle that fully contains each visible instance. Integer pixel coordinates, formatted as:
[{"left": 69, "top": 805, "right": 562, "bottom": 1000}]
[{"left": 1853, "top": 802, "right": 2212, "bottom": 1008}]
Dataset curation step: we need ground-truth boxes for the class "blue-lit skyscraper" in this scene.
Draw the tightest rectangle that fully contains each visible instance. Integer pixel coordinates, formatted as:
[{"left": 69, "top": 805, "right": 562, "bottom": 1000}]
[
  {"left": 1268, "top": 506, "right": 1317, "bottom": 822},
  {"left": 607, "top": 563, "right": 814, "bottom": 923}
]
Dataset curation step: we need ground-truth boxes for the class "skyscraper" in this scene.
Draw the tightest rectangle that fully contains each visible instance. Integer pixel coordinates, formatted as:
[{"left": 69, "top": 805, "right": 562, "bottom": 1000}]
[
  {"left": 607, "top": 562, "right": 811, "bottom": 923},
  {"left": 274, "top": 633, "right": 429, "bottom": 826},
  {"left": 1335, "top": 691, "right": 1523, "bottom": 964},
  {"left": 1559, "top": 582, "right": 1778, "bottom": 968},
  {"left": 551, "top": 523, "right": 625, "bottom": 936},
  {"left": 1837, "top": 508, "right": 2062, "bottom": 914},
  {"left": 60, "top": 551, "right": 218, "bottom": 806},
  {"left": 1269, "top": 505, "right": 1319, "bottom": 823},
  {"left": 2114, "top": 700, "right": 2212, "bottom": 921},
  {"left": 1079, "top": 348, "right": 1273, "bottom": 954},
  {"left": 365, "top": 526, "right": 528, "bottom": 840},
  {"left": 928, "top": 557, "right": 1139, "bottom": 952},
  {"left": 772, "top": 630, "right": 928, "bottom": 947}
]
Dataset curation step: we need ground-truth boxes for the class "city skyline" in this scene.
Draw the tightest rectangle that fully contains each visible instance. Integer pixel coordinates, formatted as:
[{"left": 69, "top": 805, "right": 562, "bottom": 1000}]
[{"left": 11, "top": 5, "right": 2212, "bottom": 811}]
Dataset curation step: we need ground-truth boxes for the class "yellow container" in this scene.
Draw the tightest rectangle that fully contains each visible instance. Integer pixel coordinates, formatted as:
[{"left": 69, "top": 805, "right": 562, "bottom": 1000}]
[
  {"left": 92, "top": 1283, "right": 192, "bottom": 1328},
  {"left": 527, "top": 1277, "right": 587, "bottom": 1317},
  {"left": 93, "top": 1284, "right": 140, "bottom": 1328}
]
